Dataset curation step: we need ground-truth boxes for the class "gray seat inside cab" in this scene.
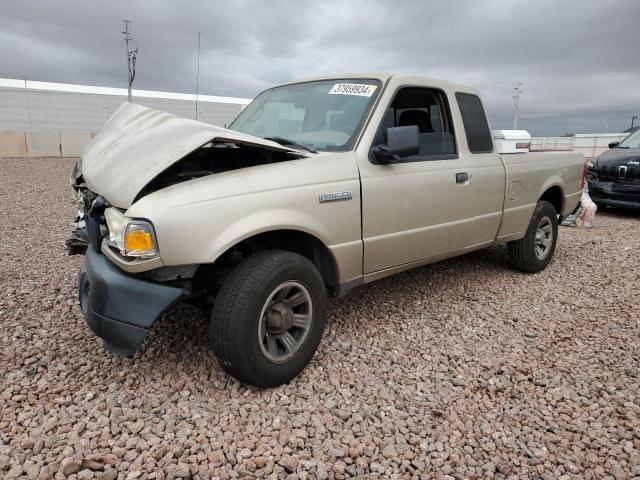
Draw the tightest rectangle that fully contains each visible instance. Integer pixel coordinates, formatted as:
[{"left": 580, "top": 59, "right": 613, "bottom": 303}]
[
  {"left": 398, "top": 109, "right": 455, "bottom": 156},
  {"left": 398, "top": 110, "right": 433, "bottom": 133}
]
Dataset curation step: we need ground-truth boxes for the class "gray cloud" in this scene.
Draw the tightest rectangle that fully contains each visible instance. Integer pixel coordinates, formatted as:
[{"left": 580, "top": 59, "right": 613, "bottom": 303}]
[{"left": 1, "top": 0, "right": 638, "bottom": 135}]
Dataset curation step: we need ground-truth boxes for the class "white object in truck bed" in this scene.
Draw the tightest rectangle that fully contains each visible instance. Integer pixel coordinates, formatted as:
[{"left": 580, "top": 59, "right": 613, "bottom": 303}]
[{"left": 493, "top": 129, "right": 531, "bottom": 154}]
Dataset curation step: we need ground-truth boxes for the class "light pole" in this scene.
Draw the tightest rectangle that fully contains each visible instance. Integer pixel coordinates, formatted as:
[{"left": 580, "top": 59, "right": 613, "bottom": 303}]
[
  {"left": 512, "top": 82, "right": 523, "bottom": 130},
  {"left": 122, "top": 20, "right": 138, "bottom": 102},
  {"left": 195, "top": 32, "right": 201, "bottom": 120}
]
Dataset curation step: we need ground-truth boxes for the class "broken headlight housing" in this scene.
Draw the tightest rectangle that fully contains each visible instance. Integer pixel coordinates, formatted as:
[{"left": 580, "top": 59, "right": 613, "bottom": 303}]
[{"left": 104, "top": 207, "right": 158, "bottom": 258}]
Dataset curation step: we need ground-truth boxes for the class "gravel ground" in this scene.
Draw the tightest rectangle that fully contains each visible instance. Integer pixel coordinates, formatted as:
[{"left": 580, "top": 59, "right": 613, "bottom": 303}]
[{"left": 1, "top": 156, "right": 639, "bottom": 480}]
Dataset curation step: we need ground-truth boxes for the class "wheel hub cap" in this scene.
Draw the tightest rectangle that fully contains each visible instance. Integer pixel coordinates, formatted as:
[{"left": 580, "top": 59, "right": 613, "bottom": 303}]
[
  {"left": 258, "top": 281, "right": 313, "bottom": 364},
  {"left": 266, "top": 302, "right": 294, "bottom": 332},
  {"left": 534, "top": 216, "right": 553, "bottom": 260}
]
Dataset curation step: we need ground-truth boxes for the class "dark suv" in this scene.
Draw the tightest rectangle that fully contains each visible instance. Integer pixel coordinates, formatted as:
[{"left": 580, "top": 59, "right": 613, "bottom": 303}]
[{"left": 587, "top": 129, "right": 640, "bottom": 209}]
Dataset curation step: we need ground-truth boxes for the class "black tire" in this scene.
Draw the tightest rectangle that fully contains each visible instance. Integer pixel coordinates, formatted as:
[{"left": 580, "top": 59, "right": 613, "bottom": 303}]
[
  {"left": 507, "top": 200, "right": 558, "bottom": 273},
  {"left": 210, "top": 250, "right": 326, "bottom": 387}
]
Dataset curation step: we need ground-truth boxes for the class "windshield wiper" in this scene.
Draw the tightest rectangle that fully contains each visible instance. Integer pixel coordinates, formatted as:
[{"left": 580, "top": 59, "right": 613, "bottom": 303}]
[{"left": 263, "top": 136, "right": 317, "bottom": 153}]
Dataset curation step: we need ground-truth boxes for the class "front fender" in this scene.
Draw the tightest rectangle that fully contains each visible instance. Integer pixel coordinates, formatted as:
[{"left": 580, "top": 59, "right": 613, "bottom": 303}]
[
  {"left": 125, "top": 152, "right": 362, "bottom": 278},
  {"left": 205, "top": 208, "right": 335, "bottom": 263},
  {"left": 129, "top": 182, "right": 362, "bottom": 277}
]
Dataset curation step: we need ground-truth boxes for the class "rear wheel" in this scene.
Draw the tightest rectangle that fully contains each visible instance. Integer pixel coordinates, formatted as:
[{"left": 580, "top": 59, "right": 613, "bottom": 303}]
[
  {"left": 210, "top": 250, "right": 326, "bottom": 387},
  {"left": 507, "top": 200, "right": 558, "bottom": 273}
]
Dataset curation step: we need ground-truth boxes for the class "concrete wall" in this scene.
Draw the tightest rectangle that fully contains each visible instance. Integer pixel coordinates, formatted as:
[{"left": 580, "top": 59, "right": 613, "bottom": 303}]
[
  {"left": 0, "top": 131, "right": 96, "bottom": 157},
  {"left": 25, "top": 131, "right": 61, "bottom": 157},
  {"left": 60, "top": 132, "right": 94, "bottom": 157},
  {"left": 0, "top": 132, "right": 27, "bottom": 157}
]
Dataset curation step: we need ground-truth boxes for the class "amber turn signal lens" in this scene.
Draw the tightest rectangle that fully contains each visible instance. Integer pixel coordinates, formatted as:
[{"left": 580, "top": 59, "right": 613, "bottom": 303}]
[
  {"left": 125, "top": 230, "right": 153, "bottom": 252},
  {"left": 123, "top": 221, "right": 157, "bottom": 257}
]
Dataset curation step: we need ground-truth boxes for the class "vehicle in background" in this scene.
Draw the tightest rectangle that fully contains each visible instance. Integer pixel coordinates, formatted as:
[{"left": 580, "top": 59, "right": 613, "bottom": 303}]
[
  {"left": 69, "top": 74, "right": 585, "bottom": 387},
  {"left": 587, "top": 128, "right": 640, "bottom": 210}
]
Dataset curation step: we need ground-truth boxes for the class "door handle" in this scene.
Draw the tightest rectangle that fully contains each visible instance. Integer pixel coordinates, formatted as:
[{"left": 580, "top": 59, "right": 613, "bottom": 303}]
[{"left": 455, "top": 172, "right": 469, "bottom": 184}]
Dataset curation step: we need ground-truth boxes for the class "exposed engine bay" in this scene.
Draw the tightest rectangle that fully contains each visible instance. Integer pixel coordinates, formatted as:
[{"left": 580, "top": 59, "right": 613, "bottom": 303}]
[{"left": 135, "top": 142, "right": 302, "bottom": 201}]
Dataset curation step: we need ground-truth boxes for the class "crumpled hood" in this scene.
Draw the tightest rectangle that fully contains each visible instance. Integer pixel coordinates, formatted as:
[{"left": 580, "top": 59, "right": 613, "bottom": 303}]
[{"left": 79, "top": 102, "right": 299, "bottom": 208}]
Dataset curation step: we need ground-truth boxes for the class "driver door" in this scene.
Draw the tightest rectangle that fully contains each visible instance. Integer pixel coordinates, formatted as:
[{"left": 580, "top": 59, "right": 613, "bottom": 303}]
[{"left": 356, "top": 84, "right": 477, "bottom": 273}]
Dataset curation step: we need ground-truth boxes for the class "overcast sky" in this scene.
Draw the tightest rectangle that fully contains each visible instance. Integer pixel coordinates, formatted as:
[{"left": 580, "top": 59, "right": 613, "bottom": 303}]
[{"left": 1, "top": 0, "right": 639, "bottom": 136}]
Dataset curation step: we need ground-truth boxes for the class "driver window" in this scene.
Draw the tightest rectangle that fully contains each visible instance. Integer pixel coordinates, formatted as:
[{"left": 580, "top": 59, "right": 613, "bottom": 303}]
[{"left": 374, "top": 87, "right": 457, "bottom": 159}]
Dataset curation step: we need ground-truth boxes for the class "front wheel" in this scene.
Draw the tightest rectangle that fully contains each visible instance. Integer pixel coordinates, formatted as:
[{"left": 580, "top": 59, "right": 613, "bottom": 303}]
[
  {"left": 507, "top": 200, "right": 558, "bottom": 273},
  {"left": 210, "top": 250, "right": 326, "bottom": 387}
]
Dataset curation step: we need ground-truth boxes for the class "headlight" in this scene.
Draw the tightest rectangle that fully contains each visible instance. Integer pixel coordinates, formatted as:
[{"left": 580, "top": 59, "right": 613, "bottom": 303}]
[
  {"left": 104, "top": 208, "right": 127, "bottom": 251},
  {"left": 586, "top": 161, "right": 594, "bottom": 168},
  {"left": 104, "top": 207, "right": 158, "bottom": 258}
]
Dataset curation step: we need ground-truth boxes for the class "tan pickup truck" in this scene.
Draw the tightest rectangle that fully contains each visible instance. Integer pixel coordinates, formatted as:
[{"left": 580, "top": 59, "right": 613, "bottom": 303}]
[{"left": 69, "top": 74, "right": 585, "bottom": 387}]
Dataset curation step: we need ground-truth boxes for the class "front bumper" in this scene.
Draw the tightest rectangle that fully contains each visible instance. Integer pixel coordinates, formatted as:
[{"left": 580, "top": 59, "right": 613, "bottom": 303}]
[
  {"left": 588, "top": 179, "right": 640, "bottom": 210},
  {"left": 79, "top": 248, "right": 183, "bottom": 356}
]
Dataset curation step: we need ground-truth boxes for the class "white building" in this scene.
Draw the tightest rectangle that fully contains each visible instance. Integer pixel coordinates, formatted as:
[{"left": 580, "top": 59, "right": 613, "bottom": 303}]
[{"left": 0, "top": 77, "right": 251, "bottom": 132}]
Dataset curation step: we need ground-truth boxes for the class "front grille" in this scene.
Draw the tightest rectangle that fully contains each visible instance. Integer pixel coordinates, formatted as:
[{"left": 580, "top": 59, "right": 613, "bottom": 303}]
[{"left": 597, "top": 164, "right": 640, "bottom": 183}]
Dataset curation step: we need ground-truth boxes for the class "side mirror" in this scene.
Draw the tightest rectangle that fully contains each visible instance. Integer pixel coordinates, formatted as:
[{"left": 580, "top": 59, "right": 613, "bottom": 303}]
[
  {"left": 608, "top": 141, "right": 619, "bottom": 149},
  {"left": 373, "top": 125, "right": 420, "bottom": 162}
]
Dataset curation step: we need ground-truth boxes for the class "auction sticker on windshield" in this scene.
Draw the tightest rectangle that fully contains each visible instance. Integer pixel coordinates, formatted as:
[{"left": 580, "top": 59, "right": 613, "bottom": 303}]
[{"left": 329, "top": 83, "right": 377, "bottom": 97}]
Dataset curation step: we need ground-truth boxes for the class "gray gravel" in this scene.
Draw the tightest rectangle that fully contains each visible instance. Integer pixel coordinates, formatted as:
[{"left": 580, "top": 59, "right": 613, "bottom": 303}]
[{"left": 1, "top": 156, "right": 639, "bottom": 480}]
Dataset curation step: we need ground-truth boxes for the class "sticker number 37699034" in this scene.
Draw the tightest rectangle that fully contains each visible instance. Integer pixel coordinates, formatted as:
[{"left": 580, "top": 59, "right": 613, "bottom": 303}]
[{"left": 328, "top": 83, "right": 377, "bottom": 97}]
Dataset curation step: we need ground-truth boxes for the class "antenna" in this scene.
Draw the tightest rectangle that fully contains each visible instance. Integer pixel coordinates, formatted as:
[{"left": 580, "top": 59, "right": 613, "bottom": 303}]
[
  {"left": 122, "top": 19, "right": 138, "bottom": 102},
  {"left": 512, "top": 82, "right": 523, "bottom": 130},
  {"left": 195, "top": 32, "right": 201, "bottom": 120}
]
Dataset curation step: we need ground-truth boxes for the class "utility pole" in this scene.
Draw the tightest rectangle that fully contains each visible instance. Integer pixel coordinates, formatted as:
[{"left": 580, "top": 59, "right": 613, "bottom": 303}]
[
  {"left": 122, "top": 19, "right": 138, "bottom": 102},
  {"left": 512, "top": 82, "right": 523, "bottom": 130},
  {"left": 195, "top": 32, "right": 201, "bottom": 120},
  {"left": 24, "top": 78, "right": 32, "bottom": 131}
]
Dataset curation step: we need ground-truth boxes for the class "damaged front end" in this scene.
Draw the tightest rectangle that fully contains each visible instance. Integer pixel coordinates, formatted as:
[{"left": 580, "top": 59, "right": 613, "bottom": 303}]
[
  {"left": 68, "top": 174, "right": 185, "bottom": 357},
  {"left": 66, "top": 102, "right": 305, "bottom": 254},
  {"left": 77, "top": 102, "right": 305, "bottom": 209},
  {"left": 78, "top": 248, "right": 183, "bottom": 356},
  {"left": 66, "top": 161, "right": 95, "bottom": 255},
  {"left": 67, "top": 102, "right": 307, "bottom": 356}
]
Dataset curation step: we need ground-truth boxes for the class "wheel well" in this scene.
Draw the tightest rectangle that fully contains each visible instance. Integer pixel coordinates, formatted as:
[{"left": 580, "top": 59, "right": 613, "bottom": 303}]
[
  {"left": 540, "top": 186, "right": 563, "bottom": 214},
  {"left": 192, "top": 230, "right": 339, "bottom": 299}
]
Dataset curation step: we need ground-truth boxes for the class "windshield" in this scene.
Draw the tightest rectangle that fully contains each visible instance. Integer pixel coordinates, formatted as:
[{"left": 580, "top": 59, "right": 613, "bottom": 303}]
[
  {"left": 229, "top": 79, "right": 382, "bottom": 151},
  {"left": 617, "top": 129, "right": 640, "bottom": 148}
]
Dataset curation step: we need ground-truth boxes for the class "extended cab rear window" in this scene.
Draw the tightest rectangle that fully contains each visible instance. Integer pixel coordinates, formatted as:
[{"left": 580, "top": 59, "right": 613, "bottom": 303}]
[{"left": 455, "top": 93, "right": 493, "bottom": 153}]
